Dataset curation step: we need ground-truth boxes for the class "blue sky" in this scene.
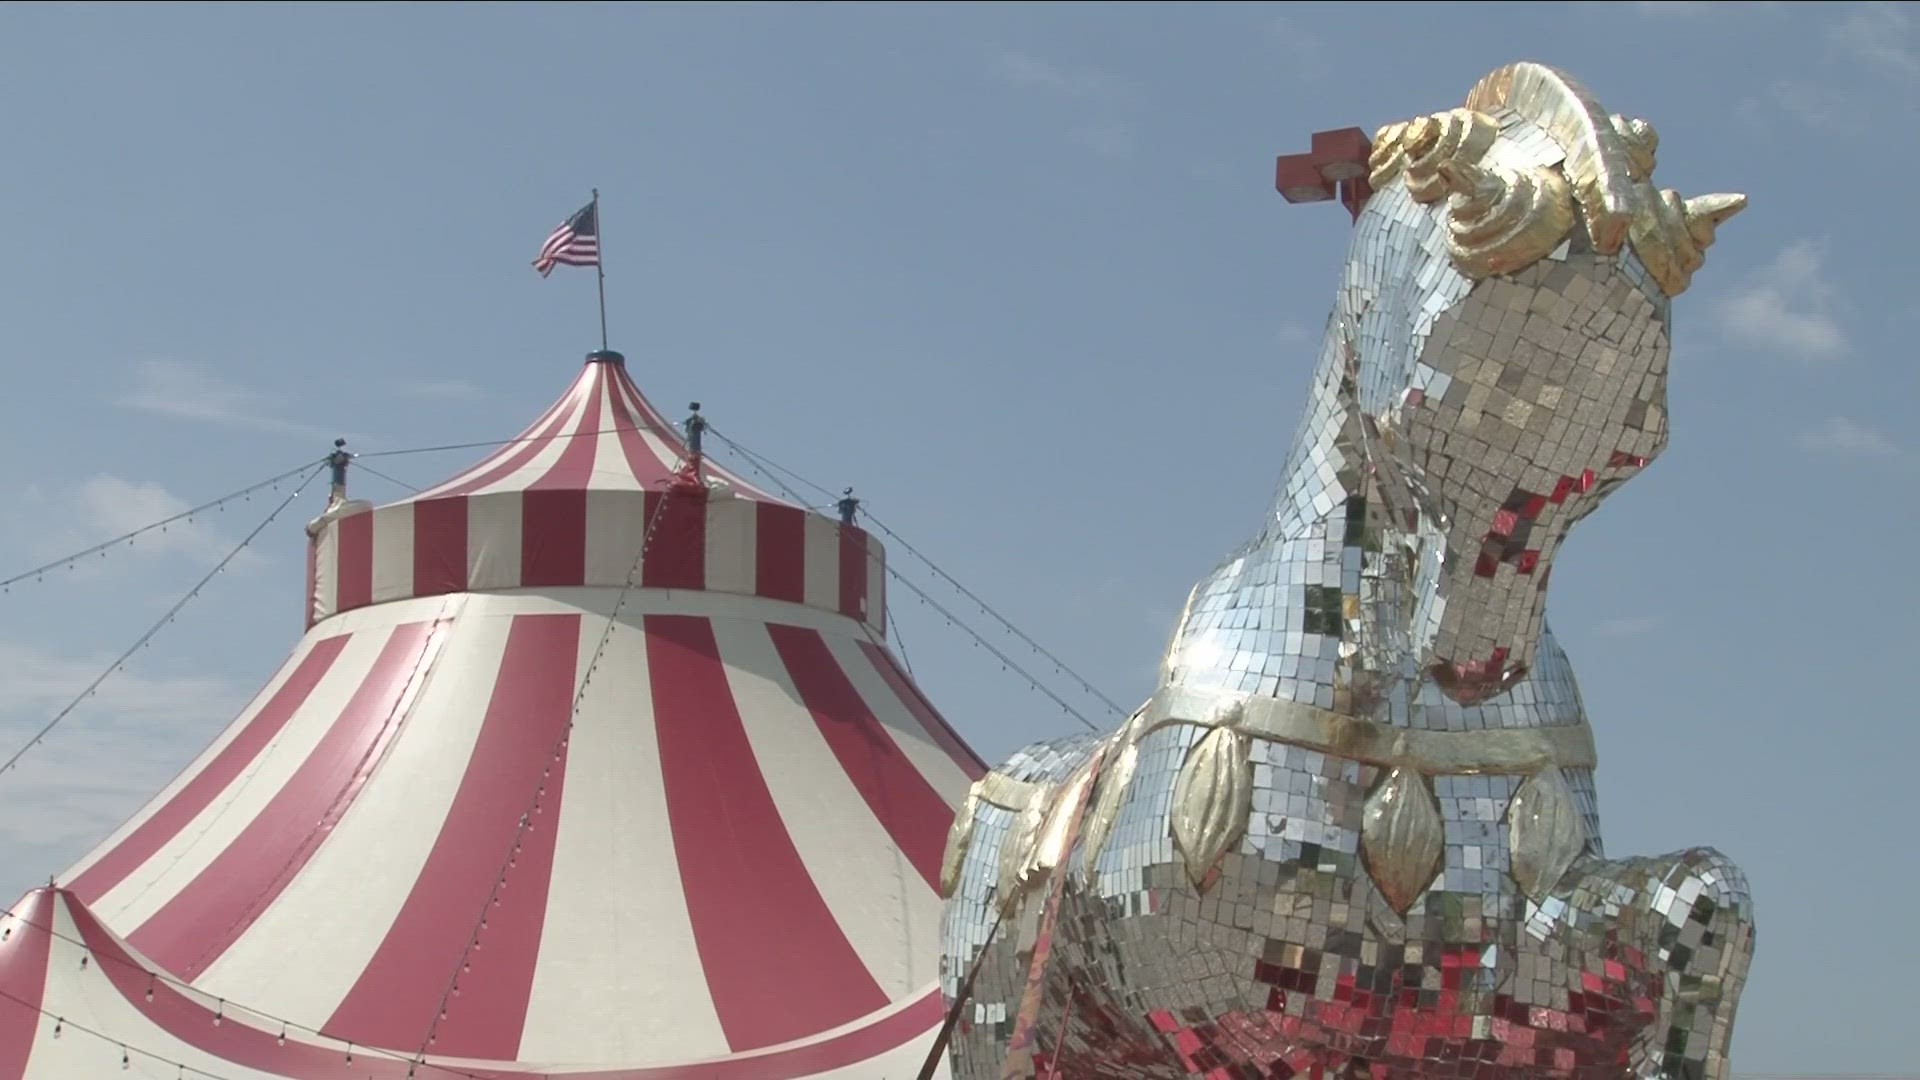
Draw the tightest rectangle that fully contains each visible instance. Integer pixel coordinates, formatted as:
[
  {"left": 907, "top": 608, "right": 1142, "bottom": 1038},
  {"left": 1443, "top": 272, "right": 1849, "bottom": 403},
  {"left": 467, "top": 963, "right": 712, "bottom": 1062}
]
[{"left": 0, "top": 2, "right": 1912, "bottom": 1071}]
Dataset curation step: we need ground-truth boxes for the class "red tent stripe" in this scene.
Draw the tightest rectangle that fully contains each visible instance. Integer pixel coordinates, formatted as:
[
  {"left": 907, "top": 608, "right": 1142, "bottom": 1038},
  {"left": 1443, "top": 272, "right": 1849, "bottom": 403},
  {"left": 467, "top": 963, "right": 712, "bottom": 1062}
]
[
  {"left": 411, "top": 496, "right": 470, "bottom": 596},
  {"left": 647, "top": 613, "right": 888, "bottom": 1052},
  {"left": 603, "top": 366, "right": 682, "bottom": 489},
  {"left": 611, "top": 363, "right": 683, "bottom": 443},
  {"left": 417, "top": 378, "right": 577, "bottom": 500},
  {"left": 520, "top": 490, "right": 589, "bottom": 587},
  {"left": 642, "top": 489, "right": 707, "bottom": 589},
  {"left": 337, "top": 509, "right": 374, "bottom": 611},
  {"left": 68, "top": 891, "right": 428, "bottom": 1078},
  {"left": 67, "top": 635, "right": 353, "bottom": 904},
  {"left": 519, "top": 369, "right": 603, "bottom": 587},
  {"left": 431, "top": 385, "right": 589, "bottom": 500},
  {"left": 529, "top": 367, "right": 606, "bottom": 491},
  {"left": 127, "top": 622, "right": 442, "bottom": 978},
  {"left": 323, "top": 612, "right": 581, "bottom": 1058},
  {"left": 0, "top": 891, "right": 55, "bottom": 1080},
  {"left": 604, "top": 362, "right": 783, "bottom": 502},
  {"left": 765, "top": 624, "right": 952, "bottom": 894},
  {"left": 755, "top": 503, "right": 807, "bottom": 604},
  {"left": 857, "top": 639, "right": 989, "bottom": 781},
  {"left": 65, "top": 884, "right": 942, "bottom": 1080}
]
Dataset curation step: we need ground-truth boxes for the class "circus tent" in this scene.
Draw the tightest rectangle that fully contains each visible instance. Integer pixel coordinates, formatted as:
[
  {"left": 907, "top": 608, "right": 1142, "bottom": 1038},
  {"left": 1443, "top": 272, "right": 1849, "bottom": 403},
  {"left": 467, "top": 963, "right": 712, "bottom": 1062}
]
[{"left": 1, "top": 349, "right": 984, "bottom": 1078}]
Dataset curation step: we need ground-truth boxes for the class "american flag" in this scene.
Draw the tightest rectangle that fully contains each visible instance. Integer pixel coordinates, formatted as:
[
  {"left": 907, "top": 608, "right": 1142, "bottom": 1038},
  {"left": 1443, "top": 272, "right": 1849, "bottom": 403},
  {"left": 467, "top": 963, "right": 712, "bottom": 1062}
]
[{"left": 532, "top": 200, "right": 599, "bottom": 277}]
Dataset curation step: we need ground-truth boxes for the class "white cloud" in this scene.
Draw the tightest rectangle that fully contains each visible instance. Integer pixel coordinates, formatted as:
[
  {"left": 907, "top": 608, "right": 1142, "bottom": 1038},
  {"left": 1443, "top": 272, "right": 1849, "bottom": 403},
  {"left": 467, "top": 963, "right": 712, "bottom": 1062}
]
[
  {"left": 1711, "top": 241, "right": 1847, "bottom": 361},
  {"left": 1069, "top": 120, "right": 1137, "bottom": 160},
  {"left": 1276, "top": 324, "right": 1317, "bottom": 349},
  {"left": 985, "top": 50, "right": 1136, "bottom": 161},
  {"left": 391, "top": 378, "right": 489, "bottom": 404},
  {"left": 1635, "top": 0, "right": 1784, "bottom": 14},
  {"left": 0, "top": 640, "right": 249, "bottom": 899},
  {"left": 3, "top": 476, "right": 249, "bottom": 581},
  {"left": 1764, "top": 83, "right": 1873, "bottom": 134},
  {"left": 1635, "top": 0, "right": 1714, "bottom": 12},
  {"left": 1266, "top": 15, "right": 1330, "bottom": 79},
  {"left": 1594, "top": 615, "right": 1662, "bottom": 640},
  {"left": 115, "top": 359, "right": 331, "bottom": 438},
  {"left": 986, "top": 50, "right": 1112, "bottom": 100},
  {"left": 1799, "top": 416, "right": 1918, "bottom": 467},
  {"left": 0, "top": 639, "right": 248, "bottom": 725},
  {"left": 1830, "top": 2, "right": 1920, "bottom": 87}
]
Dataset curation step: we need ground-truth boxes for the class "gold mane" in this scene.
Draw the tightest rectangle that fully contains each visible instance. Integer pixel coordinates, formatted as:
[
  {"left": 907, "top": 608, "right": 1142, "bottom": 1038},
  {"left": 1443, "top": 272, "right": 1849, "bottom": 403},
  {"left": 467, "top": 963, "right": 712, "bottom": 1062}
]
[{"left": 1367, "top": 62, "right": 1745, "bottom": 296}]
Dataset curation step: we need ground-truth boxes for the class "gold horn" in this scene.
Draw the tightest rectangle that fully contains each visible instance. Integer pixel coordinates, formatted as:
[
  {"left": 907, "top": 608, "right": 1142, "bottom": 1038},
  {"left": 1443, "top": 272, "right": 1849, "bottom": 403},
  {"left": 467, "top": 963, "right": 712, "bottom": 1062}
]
[
  {"left": 1630, "top": 190, "right": 1749, "bottom": 297},
  {"left": 1683, "top": 192, "right": 1748, "bottom": 249}
]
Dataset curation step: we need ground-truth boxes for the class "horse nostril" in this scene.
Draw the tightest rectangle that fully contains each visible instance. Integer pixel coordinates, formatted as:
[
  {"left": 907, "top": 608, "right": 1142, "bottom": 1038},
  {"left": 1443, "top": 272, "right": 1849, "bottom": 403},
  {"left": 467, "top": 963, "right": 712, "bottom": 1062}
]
[{"left": 1430, "top": 657, "right": 1528, "bottom": 706}]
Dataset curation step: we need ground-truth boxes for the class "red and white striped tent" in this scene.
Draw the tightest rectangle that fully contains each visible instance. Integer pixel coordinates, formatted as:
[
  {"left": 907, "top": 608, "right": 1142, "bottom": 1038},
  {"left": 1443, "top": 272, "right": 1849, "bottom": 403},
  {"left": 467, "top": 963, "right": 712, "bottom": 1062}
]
[{"left": 2, "top": 350, "right": 984, "bottom": 1079}]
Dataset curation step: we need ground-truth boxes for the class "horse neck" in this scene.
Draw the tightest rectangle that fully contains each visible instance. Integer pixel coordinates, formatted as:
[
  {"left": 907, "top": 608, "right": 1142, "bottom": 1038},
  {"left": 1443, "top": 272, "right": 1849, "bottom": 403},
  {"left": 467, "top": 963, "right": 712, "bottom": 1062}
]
[{"left": 1177, "top": 406, "right": 1586, "bottom": 734}]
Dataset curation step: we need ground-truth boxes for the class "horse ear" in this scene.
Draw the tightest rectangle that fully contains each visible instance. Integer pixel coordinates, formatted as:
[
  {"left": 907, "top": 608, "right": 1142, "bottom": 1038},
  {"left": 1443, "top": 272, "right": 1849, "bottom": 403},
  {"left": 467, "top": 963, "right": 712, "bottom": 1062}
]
[{"left": 1683, "top": 193, "right": 1746, "bottom": 249}]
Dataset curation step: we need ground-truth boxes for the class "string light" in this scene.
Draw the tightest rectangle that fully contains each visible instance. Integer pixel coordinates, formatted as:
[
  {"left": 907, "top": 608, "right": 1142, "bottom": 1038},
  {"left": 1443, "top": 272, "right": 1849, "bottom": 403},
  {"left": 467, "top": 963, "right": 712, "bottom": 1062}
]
[
  {"left": 0, "top": 415, "right": 1122, "bottom": 1075},
  {"left": 411, "top": 475, "right": 687, "bottom": 1064},
  {"left": 0, "top": 896, "right": 551, "bottom": 1080},
  {"left": 0, "top": 460, "right": 321, "bottom": 593},
  {"left": 0, "top": 466, "right": 326, "bottom": 783}
]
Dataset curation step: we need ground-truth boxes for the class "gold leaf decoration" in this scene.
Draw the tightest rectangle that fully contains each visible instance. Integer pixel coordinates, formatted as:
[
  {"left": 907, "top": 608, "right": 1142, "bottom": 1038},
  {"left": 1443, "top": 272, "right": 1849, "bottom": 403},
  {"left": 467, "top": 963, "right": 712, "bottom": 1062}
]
[
  {"left": 1610, "top": 115, "right": 1658, "bottom": 180},
  {"left": 1369, "top": 109, "right": 1497, "bottom": 196},
  {"left": 1403, "top": 110, "right": 1501, "bottom": 203},
  {"left": 995, "top": 793, "right": 1048, "bottom": 914},
  {"left": 1360, "top": 766, "right": 1445, "bottom": 914},
  {"left": 1079, "top": 736, "right": 1139, "bottom": 883},
  {"left": 1627, "top": 189, "right": 1747, "bottom": 297},
  {"left": 1437, "top": 158, "right": 1577, "bottom": 279},
  {"left": 1169, "top": 725, "right": 1252, "bottom": 889},
  {"left": 1506, "top": 767, "right": 1588, "bottom": 899},
  {"left": 1464, "top": 62, "right": 1639, "bottom": 255},
  {"left": 1367, "top": 63, "right": 1747, "bottom": 294},
  {"left": 1031, "top": 765, "right": 1096, "bottom": 881},
  {"left": 939, "top": 788, "right": 981, "bottom": 899}
]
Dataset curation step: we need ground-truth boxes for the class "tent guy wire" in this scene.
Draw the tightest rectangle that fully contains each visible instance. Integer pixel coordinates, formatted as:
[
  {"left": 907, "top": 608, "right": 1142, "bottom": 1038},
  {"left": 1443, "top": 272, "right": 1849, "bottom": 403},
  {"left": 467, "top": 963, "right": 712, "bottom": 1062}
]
[
  {"left": 0, "top": 465, "right": 327, "bottom": 783},
  {"left": 0, "top": 459, "right": 326, "bottom": 592},
  {"left": 704, "top": 428, "right": 1110, "bottom": 733},
  {"left": 707, "top": 426, "right": 1130, "bottom": 720}
]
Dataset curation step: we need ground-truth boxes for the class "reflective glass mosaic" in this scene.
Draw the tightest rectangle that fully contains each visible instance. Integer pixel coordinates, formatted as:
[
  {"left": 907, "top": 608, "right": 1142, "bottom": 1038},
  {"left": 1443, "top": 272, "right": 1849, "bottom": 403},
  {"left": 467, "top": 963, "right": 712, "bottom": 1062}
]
[{"left": 940, "top": 63, "right": 1753, "bottom": 1080}]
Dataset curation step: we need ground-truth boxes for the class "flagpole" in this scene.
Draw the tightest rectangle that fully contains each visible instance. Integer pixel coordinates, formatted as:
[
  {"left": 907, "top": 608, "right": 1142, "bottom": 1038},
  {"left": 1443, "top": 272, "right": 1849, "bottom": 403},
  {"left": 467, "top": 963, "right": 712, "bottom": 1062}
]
[{"left": 593, "top": 188, "right": 609, "bottom": 351}]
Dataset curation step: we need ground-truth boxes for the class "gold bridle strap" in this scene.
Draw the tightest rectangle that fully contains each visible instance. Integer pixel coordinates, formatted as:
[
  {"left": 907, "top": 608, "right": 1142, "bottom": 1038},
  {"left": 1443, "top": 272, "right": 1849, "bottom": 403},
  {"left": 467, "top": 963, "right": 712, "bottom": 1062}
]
[{"left": 1142, "top": 686, "right": 1597, "bottom": 774}]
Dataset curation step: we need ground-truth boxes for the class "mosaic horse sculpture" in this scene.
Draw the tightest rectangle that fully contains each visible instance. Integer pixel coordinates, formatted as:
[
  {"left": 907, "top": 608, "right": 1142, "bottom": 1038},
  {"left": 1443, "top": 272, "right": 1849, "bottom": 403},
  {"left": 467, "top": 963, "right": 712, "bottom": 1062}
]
[{"left": 939, "top": 63, "right": 1753, "bottom": 1080}]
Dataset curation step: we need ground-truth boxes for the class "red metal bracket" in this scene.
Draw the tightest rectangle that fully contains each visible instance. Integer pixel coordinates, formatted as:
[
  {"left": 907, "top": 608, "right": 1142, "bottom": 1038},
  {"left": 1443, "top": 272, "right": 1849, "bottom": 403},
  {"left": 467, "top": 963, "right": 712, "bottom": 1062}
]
[
  {"left": 1276, "top": 127, "right": 1373, "bottom": 223},
  {"left": 670, "top": 453, "right": 710, "bottom": 494}
]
